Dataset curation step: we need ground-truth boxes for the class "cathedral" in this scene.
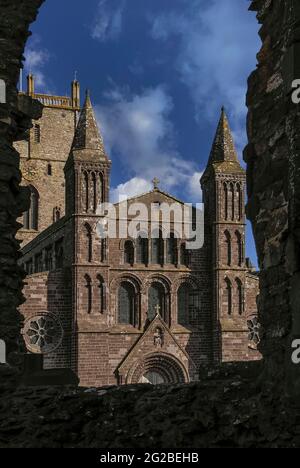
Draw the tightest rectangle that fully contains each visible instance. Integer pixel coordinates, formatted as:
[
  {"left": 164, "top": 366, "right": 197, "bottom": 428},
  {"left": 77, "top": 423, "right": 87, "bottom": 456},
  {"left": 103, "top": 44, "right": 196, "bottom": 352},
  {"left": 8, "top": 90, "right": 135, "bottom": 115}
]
[{"left": 15, "top": 76, "right": 260, "bottom": 387}]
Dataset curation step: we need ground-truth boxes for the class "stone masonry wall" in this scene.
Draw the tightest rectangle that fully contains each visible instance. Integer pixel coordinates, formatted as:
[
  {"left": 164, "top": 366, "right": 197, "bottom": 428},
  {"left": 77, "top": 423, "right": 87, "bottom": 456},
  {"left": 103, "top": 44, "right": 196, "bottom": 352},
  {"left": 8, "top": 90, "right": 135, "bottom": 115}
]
[
  {"left": 15, "top": 105, "right": 78, "bottom": 246},
  {"left": 245, "top": 0, "right": 300, "bottom": 387},
  {"left": 0, "top": 0, "right": 44, "bottom": 369},
  {"left": 20, "top": 269, "right": 72, "bottom": 369}
]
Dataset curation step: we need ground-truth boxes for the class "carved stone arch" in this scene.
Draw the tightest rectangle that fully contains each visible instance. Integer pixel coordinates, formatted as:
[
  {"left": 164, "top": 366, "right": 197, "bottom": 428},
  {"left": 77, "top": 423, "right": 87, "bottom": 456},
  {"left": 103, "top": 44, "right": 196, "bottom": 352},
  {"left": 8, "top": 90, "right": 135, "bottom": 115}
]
[
  {"left": 110, "top": 273, "right": 142, "bottom": 295},
  {"left": 119, "top": 238, "right": 136, "bottom": 249},
  {"left": 144, "top": 273, "right": 172, "bottom": 293},
  {"left": 172, "top": 275, "right": 200, "bottom": 294},
  {"left": 126, "top": 351, "right": 189, "bottom": 385}
]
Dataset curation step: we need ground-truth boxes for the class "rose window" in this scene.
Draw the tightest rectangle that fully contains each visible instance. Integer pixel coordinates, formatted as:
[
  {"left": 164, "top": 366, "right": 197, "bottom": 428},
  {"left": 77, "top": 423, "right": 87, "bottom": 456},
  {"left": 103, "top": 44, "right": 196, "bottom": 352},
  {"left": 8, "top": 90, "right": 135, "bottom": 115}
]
[
  {"left": 24, "top": 313, "right": 63, "bottom": 354},
  {"left": 247, "top": 316, "right": 261, "bottom": 348}
]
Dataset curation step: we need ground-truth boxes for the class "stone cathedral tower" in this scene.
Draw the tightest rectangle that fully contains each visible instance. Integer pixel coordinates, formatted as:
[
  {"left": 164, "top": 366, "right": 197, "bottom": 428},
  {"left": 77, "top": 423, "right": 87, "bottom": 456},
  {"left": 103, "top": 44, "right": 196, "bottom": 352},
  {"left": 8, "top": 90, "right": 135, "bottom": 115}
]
[
  {"left": 18, "top": 88, "right": 260, "bottom": 387},
  {"left": 64, "top": 92, "right": 111, "bottom": 380},
  {"left": 201, "top": 108, "right": 252, "bottom": 362}
]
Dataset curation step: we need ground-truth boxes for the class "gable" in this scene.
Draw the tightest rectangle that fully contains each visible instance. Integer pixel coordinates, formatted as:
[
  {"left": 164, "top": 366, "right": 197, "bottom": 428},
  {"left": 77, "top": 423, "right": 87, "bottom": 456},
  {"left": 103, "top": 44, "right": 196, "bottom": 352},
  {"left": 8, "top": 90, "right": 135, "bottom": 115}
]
[
  {"left": 117, "top": 314, "right": 195, "bottom": 381},
  {"left": 115, "top": 189, "right": 186, "bottom": 209}
]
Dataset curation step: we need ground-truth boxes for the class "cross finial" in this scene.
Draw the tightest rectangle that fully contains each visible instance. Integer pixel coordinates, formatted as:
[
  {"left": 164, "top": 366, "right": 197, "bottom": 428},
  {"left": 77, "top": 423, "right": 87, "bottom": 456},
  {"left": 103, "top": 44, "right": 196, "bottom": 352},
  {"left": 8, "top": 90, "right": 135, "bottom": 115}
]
[
  {"left": 155, "top": 304, "right": 161, "bottom": 316},
  {"left": 152, "top": 177, "right": 160, "bottom": 190},
  {"left": 74, "top": 70, "right": 78, "bottom": 81}
]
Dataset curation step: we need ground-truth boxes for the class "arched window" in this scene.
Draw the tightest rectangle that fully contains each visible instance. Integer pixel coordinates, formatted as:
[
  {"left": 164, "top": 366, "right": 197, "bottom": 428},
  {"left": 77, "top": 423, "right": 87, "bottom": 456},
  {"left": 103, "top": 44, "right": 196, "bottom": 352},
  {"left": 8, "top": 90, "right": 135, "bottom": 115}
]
[
  {"left": 148, "top": 282, "right": 167, "bottom": 322},
  {"left": 225, "top": 278, "right": 232, "bottom": 315},
  {"left": 124, "top": 240, "right": 134, "bottom": 265},
  {"left": 47, "top": 163, "right": 52, "bottom": 176},
  {"left": 236, "top": 231, "right": 243, "bottom": 266},
  {"left": 82, "top": 171, "right": 89, "bottom": 212},
  {"left": 92, "top": 172, "right": 97, "bottom": 213},
  {"left": 178, "top": 283, "right": 200, "bottom": 326},
  {"left": 53, "top": 207, "right": 61, "bottom": 222},
  {"left": 236, "top": 183, "right": 242, "bottom": 220},
  {"left": 180, "top": 243, "right": 190, "bottom": 267},
  {"left": 100, "top": 238, "right": 107, "bottom": 263},
  {"left": 224, "top": 183, "right": 228, "bottom": 220},
  {"left": 225, "top": 231, "right": 231, "bottom": 266},
  {"left": 85, "top": 275, "right": 92, "bottom": 314},
  {"left": 230, "top": 183, "right": 235, "bottom": 220},
  {"left": 85, "top": 224, "right": 93, "bottom": 263},
  {"left": 167, "top": 232, "right": 177, "bottom": 265},
  {"left": 136, "top": 233, "right": 148, "bottom": 265},
  {"left": 236, "top": 278, "right": 244, "bottom": 315},
  {"left": 23, "top": 185, "right": 39, "bottom": 231},
  {"left": 151, "top": 229, "right": 164, "bottom": 265},
  {"left": 97, "top": 275, "right": 106, "bottom": 313},
  {"left": 99, "top": 173, "right": 104, "bottom": 204},
  {"left": 118, "top": 282, "right": 136, "bottom": 326}
]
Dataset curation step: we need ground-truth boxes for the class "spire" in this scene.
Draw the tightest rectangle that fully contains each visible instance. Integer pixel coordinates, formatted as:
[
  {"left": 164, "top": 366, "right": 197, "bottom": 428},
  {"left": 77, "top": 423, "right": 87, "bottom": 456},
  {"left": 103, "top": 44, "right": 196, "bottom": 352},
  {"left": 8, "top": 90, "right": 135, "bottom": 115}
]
[
  {"left": 201, "top": 107, "right": 243, "bottom": 185},
  {"left": 208, "top": 106, "right": 238, "bottom": 164},
  {"left": 71, "top": 90, "right": 107, "bottom": 157}
]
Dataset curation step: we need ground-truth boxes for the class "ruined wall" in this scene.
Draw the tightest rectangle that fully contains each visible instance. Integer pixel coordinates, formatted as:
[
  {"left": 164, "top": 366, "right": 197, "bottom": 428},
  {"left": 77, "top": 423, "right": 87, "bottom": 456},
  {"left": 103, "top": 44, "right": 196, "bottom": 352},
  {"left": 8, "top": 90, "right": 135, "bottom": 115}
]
[
  {"left": 0, "top": 0, "right": 44, "bottom": 368},
  {"left": 245, "top": 0, "right": 300, "bottom": 386}
]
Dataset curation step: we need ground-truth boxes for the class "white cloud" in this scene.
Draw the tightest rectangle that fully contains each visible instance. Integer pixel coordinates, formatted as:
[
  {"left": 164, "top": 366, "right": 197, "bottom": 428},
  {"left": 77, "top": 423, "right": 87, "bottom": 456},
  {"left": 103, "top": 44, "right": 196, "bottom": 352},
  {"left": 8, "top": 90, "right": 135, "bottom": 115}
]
[
  {"left": 111, "top": 177, "right": 152, "bottom": 203},
  {"left": 24, "top": 38, "right": 51, "bottom": 92},
  {"left": 151, "top": 0, "right": 260, "bottom": 154},
  {"left": 188, "top": 171, "right": 203, "bottom": 202},
  {"left": 92, "top": 0, "right": 125, "bottom": 42},
  {"left": 96, "top": 85, "right": 201, "bottom": 202}
]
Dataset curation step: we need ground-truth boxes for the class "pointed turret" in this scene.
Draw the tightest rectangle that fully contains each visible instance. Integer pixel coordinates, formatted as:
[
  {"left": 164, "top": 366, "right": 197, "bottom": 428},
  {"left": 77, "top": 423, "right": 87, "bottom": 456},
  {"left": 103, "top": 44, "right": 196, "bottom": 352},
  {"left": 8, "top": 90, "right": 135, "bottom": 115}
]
[
  {"left": 208, "top": 106, "right": 238, "bottom": 163},
  {"left": 201, "top": 107, "right": 243, "bottom": 184},
  {"left": 64, "top": 90, "right": 111, "bottom": 216},
  {"left": 70, "top": 90, "right": 108, "bottom": 161}
]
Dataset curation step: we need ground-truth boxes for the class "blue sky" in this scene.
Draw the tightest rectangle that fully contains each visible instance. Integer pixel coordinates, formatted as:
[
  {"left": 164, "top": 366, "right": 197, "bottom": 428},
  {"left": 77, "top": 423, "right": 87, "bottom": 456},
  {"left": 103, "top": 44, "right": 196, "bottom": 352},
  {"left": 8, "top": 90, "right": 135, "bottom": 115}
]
[{"left": 22, "top": 0, "right": 260, "bottom": 267}]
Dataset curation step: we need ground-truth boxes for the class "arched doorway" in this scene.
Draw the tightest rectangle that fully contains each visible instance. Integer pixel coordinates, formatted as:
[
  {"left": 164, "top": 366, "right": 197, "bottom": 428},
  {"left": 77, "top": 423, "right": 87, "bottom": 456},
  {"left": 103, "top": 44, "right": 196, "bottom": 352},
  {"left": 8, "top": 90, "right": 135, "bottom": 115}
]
[
  {"left": 129, "top": 353, "right": 188, "bottom": 385},
  {"left": 139, "top": 371, "right": 165, "bottom": 385}
]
